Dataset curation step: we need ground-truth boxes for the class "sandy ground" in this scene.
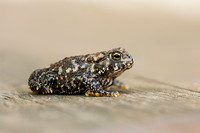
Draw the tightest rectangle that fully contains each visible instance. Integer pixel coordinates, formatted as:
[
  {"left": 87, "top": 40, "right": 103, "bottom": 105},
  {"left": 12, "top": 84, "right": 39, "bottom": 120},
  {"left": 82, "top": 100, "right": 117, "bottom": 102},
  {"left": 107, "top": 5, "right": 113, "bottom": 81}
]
[{"left": 1, "top": 1, "right": 200, "bottom": 133}]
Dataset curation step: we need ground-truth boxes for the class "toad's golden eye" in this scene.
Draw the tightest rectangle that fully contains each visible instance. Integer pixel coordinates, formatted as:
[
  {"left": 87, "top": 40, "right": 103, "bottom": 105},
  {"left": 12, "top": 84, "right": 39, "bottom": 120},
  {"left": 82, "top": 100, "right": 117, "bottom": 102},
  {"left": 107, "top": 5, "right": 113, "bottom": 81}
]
[{"left": 112, "top": 52, "right": 121, "bottom": 60}]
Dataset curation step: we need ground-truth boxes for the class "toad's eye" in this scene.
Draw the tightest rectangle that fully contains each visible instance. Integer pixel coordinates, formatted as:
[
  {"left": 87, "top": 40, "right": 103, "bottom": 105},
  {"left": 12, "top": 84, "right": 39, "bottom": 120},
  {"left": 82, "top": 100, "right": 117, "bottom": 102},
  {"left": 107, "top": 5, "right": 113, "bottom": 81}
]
[{"left": 111, "top": 52, "right": 121, "bottom": 61}]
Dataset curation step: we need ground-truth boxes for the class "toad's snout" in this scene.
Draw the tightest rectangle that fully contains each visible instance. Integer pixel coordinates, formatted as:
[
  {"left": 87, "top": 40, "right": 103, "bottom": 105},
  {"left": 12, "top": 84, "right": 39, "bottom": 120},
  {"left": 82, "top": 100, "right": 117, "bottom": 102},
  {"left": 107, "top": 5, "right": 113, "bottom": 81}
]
[{"left": 126, "top": 55, "right": 134, "bottom": 69}]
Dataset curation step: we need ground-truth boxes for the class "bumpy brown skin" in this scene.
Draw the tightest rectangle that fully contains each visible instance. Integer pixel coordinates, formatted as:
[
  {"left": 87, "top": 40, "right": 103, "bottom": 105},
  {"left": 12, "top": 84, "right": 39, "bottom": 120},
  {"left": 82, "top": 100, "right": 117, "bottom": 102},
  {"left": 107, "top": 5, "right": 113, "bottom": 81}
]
[{"left": 28, "top": 47, "right": 134, "bottom": 97}]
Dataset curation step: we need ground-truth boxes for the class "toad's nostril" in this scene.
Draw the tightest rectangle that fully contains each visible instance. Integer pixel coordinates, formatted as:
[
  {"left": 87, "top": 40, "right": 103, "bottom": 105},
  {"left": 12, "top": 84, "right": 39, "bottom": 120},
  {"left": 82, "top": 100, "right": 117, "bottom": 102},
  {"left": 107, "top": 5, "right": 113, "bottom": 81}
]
[{"left": 131, "top": 58, "right": 134, "bottom": 65}]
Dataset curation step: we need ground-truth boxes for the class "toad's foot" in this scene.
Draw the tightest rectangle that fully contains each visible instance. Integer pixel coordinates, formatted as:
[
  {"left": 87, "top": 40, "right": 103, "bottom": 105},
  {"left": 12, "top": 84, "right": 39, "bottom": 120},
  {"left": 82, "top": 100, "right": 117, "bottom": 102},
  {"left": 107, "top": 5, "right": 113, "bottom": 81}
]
[
  {"left": 29, "top": 85, "right": 53, "bottom": 94},
  {"left": 113, "top": 80, "right": 129, "bottom": 90},
  {"left": 42, "top": 86, "right": 54, "bottom": 94},
  {"left": 85, "top": 90, "right": 119, "bottom": 97}
]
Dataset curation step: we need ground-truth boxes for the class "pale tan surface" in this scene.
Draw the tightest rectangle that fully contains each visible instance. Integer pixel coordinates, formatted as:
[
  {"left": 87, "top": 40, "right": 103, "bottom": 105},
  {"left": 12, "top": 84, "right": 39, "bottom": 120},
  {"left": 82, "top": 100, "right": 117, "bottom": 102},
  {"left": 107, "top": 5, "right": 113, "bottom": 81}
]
[{"left": 1, "top": 1, "right": 200, "bottom": 133}]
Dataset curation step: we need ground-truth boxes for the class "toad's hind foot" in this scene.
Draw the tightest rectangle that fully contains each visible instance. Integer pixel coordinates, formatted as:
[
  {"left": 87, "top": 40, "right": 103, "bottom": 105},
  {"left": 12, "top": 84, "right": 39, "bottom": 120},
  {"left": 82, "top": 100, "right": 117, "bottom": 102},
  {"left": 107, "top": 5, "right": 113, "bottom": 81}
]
[
  {"left": 29, "top": 85, "right": 53, "bottom": 94},
  {"left": 85, "top": 90, "right": 119, "bottom": 97},
  {"left": 42, "top": 86, "right": 54, "bottom": 94}
]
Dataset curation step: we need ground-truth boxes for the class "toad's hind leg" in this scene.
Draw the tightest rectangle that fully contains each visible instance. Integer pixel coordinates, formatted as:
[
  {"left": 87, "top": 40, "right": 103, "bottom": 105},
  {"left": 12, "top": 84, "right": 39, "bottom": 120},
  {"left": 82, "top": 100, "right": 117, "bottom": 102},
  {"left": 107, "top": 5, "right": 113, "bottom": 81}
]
[
  {"left": 28, "top": 69, "right": 56, "bottom": 94},
  {"left": 83, "top": 74, "right": 120, "bottom": 97},
  {"left": 28, "top": 69, "right": 42, "bottom": 92}
]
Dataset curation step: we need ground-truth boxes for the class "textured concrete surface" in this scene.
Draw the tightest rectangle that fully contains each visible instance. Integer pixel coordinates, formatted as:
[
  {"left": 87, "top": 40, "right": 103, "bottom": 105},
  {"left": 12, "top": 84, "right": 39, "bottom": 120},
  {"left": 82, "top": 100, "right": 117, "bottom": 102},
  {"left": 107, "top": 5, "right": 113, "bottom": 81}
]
[{"left": 1, "top": 1, "right": 200, "bottom": 133}]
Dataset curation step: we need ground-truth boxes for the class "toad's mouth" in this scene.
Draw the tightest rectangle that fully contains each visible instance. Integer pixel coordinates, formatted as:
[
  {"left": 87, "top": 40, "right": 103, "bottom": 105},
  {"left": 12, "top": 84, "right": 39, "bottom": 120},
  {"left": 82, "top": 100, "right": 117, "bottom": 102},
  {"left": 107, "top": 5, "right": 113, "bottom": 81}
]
[{"left": 110, "top": 70, "right": 125, "bottom": 78}]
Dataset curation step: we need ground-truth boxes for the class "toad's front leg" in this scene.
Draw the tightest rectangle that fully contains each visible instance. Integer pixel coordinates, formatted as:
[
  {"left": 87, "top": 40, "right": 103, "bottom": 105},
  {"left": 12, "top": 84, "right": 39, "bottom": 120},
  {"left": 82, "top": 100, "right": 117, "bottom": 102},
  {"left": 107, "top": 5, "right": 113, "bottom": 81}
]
[
  {"left": 83, "top": 75, "right": 119, "bottom": 97},
  {"left": 112, "top": 79, "right": 129, "bottom": 90}
]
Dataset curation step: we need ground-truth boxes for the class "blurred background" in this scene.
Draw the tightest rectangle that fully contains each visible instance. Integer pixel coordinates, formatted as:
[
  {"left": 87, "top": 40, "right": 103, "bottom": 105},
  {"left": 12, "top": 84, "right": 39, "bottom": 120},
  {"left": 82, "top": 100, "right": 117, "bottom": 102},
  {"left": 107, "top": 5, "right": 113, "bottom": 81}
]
[
  {"left": 1, "top": 0, "right": 200, "bottom": 89},
  {"left": 1, "top": 0, "right": 200, "bottom": 88},
  {"left": 0, "top": 0, "right": 200, "bottom": 133}
]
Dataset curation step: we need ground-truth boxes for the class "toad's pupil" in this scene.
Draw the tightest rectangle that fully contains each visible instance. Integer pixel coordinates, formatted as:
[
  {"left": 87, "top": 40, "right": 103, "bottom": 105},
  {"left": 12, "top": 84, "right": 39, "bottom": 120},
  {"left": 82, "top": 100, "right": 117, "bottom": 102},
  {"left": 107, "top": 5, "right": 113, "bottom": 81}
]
[
  {"left": 113, "top": 53, "right": 121, "bottom": 60},
  {"left": 114, "top": 54, "right": 120, "bottom": 58}
]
